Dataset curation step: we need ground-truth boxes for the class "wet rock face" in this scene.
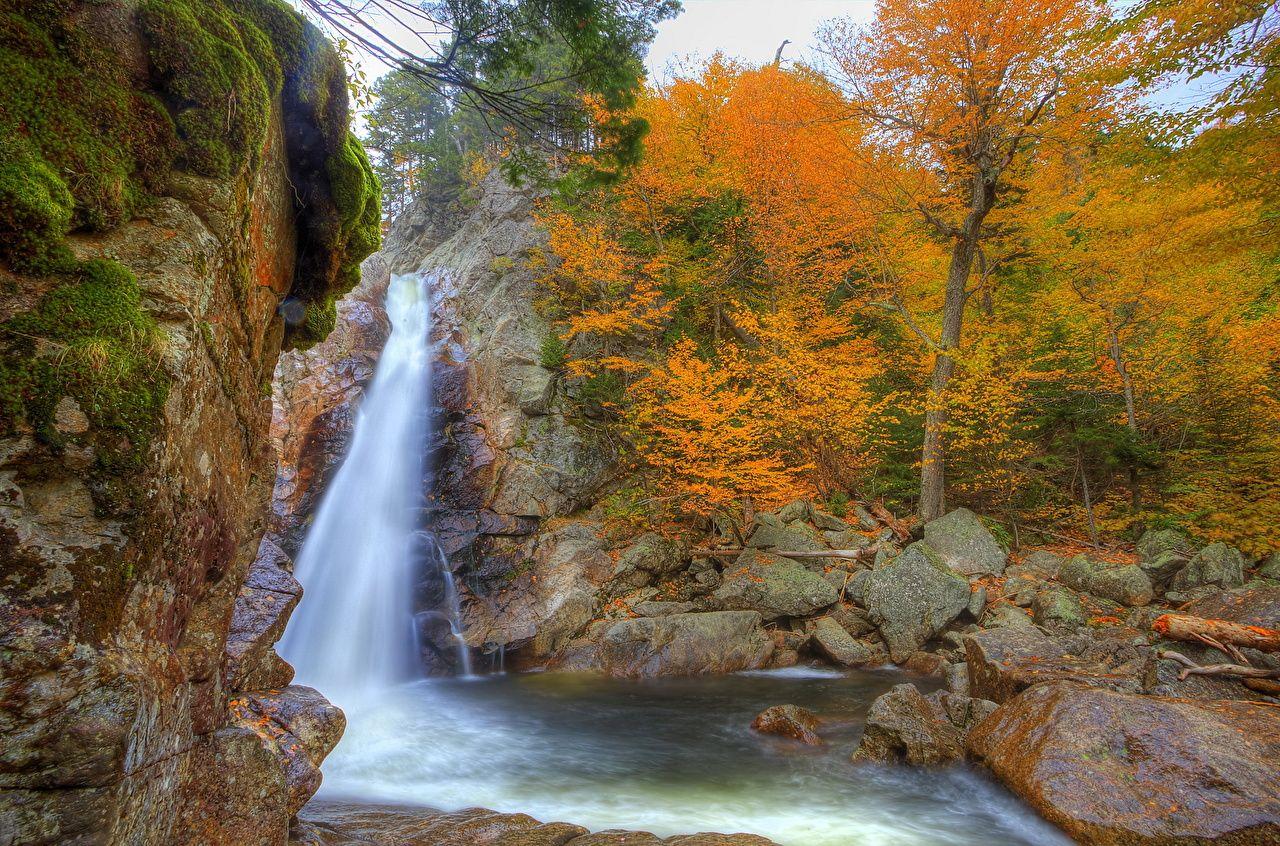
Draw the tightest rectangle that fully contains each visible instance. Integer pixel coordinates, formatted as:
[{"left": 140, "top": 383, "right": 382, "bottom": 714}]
[
  {"left": 0, "top": 6, "right": 360, "bottom": 843},
  {"left": 968, "top": 682, "right": 1280, "bottom": 846}
]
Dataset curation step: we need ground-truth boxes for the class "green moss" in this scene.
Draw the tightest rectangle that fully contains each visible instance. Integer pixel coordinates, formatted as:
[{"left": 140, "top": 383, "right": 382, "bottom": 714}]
[
  {"left": 0, "top": 259, "right": 169, "bottom": 466},
  {"left": 327, "top": 132, "right": 382, "bottom": 273},
  {"left": 138, "top": 0, "right": 279, "bottom": 178},
  {"left": 0, "top": 5, "right": 178, "bottom": 270}
]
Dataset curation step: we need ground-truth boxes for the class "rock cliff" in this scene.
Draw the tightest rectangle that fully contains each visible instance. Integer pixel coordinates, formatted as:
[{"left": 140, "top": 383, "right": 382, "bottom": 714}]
[{"left": 0, "top": 2, "right": 377, "bottom": 843}]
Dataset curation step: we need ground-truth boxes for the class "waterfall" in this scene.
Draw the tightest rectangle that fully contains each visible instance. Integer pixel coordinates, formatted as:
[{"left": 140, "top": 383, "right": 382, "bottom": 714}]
[{"left": 278, "top": 270, "right": 470, "bottom": 705}]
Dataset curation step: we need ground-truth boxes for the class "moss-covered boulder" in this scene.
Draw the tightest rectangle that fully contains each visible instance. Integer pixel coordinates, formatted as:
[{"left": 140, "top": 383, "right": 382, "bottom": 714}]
[{"left": 863, "top": 542, "right": 970, "bottom": 662}]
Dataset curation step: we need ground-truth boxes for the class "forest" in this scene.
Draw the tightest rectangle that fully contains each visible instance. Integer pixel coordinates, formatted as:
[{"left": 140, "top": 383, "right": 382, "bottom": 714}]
[{"left": 368, "top": 0, "right": 1280, "bottom": 555}]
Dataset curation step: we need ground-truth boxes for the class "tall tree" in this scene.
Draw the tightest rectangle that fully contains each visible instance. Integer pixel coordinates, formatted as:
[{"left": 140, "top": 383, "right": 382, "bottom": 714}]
[{"left": 820, "top": 0, "right": 1118, "bottom": 520}]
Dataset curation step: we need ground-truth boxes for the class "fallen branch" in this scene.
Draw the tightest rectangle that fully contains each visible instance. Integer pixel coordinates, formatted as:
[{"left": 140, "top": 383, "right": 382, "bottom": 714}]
[
  {"left": 1157, "top": 650, "right": 1280, "bottom": 682},
  {"left": 1152, "top": 614, "right": 1280, "bottom": 653},
  {"left": 691, "top": 547, "right": 879, "bottom": 562}
]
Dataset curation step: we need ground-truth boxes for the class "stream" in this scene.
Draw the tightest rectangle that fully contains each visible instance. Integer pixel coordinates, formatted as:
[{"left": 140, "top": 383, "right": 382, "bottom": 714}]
[{"left": 316, "top": 666, "right": 1071, "bottom": 846}]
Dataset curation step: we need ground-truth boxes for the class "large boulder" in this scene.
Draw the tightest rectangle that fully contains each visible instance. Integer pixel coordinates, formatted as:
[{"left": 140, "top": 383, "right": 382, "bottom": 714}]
[
  {"left": 712, "top": 550, "right": 838, "bottom": 621},
  {"left": 852, "top": 684, "right": 965, "bottom": 766},
  {"left": 963, "top": 628, "right": 1148, "bottom": 703},
  {"left": 751, "top": 704, "right": 823, "bottom": 745},
  {"left": 597, "top": 611, "right": 774, "bottom": 677},
  {"left": 1031, "top": 586, "right": 1085, "bottom": 631},
  {"left": 968, "top": 682, "right": 1280, "bottom": 846},
  {"left": 863, "top": 543, "right": 970, "bottom": 661},
  {"left": 922, "top": 508, "right": 1007, "bottom": 576},
  {"left": 1171, "top": 542, "right": 1246, "bottom": 591},
  {"left": 1058, "top": 555, "right": 1153, "bottom": 607}
]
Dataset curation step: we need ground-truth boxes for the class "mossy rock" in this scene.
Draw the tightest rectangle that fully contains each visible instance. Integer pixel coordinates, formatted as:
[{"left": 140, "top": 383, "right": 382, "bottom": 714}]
[{"left": 0, "top": 258, "right": 168, "bottom": 467}]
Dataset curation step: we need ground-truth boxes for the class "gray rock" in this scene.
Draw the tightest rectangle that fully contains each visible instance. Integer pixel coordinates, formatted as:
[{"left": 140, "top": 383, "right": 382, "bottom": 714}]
[
  {"left": 598, "top": 611, "right": 774, "bottom": 677},
  {"left": 1171, "top": 542, "right": 1246, "bottom": 591},
  {"left": 1136, "top": 528, "right": 1192, "bottom": 563},
  {"left": 945, "top": 662, "right": 970, "bottom": 696},
  {"left": 1258, "top": 553, "right": 1280, "bottom": 581},
  {"left": 1058, "top": 555, "right": 1153, "bottom": 606},
  {"left": 852, "top": 684, "right": 964, "bottom": 766},
  {"left": 863, "top": 542, "right": 970, "bottom": 661},
  {"left": 632, "top": 600, "right": 696, "bottom": 618},
  {"left": 1032, "top": 586, "right": 1086, "bottom": 630},
  {"left": 966, "top": 585, "right": 988, "bottom": 620},
  {"left": 922, "top": 508, "right": 1007, "bottom": 576},
  {"left": 830, "top": 604, "right": 876, "bottom": 637},
  {"left": 964, "top": 628, "right": 1146, "bottom": 703},
  {"left": 712, "top": 549, "right": 839, "bottom": 621},
  {"left": 811, "top": 509, "right": 849, "bottom": 532},
  {"left": 1018, "top": 551, "right": 1066, "bottom": 578},
  {"left": 746, "top": 517, "right": 826, "bottom": 556},
  {"left": 810, "top": 617, "right": 875, "bottom": 667},
  {"left": 777, "top": 499, "right": 813, "bottom": 524},
  {"left": 982, "top": 603, "right": 1037, "bottom": 630}
]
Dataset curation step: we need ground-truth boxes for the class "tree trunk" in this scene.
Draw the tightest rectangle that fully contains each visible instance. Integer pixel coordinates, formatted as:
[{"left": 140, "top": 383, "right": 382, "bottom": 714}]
[
  {"left": 919, "top": 230, "right": 979, "bottom": 522},
  {"left": 1107, "top": 322, "right": 1141, "bottom": 511}
]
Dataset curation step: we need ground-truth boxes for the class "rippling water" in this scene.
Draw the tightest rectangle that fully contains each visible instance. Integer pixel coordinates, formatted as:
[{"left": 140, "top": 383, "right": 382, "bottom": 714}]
[{"left": 317, "top": 667, "right": 1071, "bottom": 846}]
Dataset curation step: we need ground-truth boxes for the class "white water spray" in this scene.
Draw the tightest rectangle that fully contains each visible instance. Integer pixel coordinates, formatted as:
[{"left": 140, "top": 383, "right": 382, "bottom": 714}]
[{"left": 279, "top": 271, "right": 470, "bottom": 706}]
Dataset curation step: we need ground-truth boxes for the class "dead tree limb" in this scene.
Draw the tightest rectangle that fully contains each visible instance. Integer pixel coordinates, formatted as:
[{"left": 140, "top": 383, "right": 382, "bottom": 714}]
[
  {"left": 1152, "top": 614, "right": 1280, "bottom": 653},
  {"left": 1156, "top": 650, "right": 1280, "bottom": 682}
]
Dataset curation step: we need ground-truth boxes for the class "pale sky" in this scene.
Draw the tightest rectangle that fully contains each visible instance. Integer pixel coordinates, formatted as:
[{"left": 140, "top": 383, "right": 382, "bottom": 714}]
[{"left": 644, "top": 0, "right": 875, "bottom": 82}]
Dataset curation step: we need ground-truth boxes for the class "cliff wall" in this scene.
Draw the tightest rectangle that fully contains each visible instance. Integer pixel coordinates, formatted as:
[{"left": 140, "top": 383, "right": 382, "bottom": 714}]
[{"left": 0, "top": 2, "right": 377, "bottom": 843}]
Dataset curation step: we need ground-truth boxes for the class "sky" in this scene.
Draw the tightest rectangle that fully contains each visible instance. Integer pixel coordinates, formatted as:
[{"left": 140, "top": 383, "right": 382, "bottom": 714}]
[{"left": 644, "top": 0, "right": 874, "bottom": 82}]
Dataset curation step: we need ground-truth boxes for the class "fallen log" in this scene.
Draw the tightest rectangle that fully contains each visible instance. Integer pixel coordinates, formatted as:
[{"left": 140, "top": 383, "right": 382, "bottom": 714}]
[
  {"left": 690, "top": 547, "right": 879, "bottom": 562},
  {"left": 1152, "top": 613, "right": 1280, "bottom": 653}
]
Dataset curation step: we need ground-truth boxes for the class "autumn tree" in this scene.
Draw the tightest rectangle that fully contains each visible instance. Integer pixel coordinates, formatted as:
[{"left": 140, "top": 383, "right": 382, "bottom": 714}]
[{"left": 820, "top": 0, "right": 1119, "bottom": 520}]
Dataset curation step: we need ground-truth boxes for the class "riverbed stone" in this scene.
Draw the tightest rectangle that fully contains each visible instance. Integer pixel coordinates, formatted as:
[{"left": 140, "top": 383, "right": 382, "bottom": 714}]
[
  {"left": 746, "top": 515, "right": 826, "bottom": 556},
  {"left": 922, "top": 508, "right": 1007, "bottom": 576},
  {"left": 968, "top": 682, "right": 1280, "bottom": 846},
  {"left": 863, "top": 543, "right": 970, "bottom": 661},
  {"left": 751, "top": 704, "right": 823, "bottom": 745},
  {"left": 598, "top": 611, "right": 773, "bottom": 677},
  {"left": 712, "top": 550, "right": 838, "bottom": 621},
  {"left": 1183, "top": 585, "right": 1280, "bottom": 628},
  {"left": 810, "top": 616, "right": 874, "bottom": 667}
]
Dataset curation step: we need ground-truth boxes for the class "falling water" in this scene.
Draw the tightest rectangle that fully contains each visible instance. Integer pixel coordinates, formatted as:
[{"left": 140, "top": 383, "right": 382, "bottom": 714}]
[{"left": 278, "top": 270, "right": 470, "bottom": 706}]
